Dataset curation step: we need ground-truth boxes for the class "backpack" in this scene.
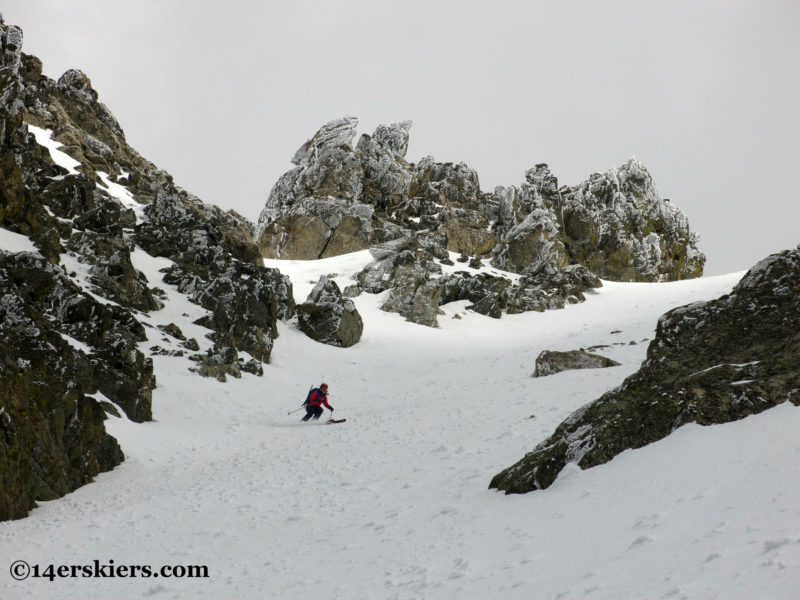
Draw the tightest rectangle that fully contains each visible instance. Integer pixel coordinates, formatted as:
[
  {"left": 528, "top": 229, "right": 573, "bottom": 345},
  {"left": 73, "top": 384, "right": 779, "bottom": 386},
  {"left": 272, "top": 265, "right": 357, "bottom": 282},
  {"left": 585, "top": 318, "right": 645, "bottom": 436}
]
[{"left": 303, "top": 387, "right": 319, "bottom": 407}]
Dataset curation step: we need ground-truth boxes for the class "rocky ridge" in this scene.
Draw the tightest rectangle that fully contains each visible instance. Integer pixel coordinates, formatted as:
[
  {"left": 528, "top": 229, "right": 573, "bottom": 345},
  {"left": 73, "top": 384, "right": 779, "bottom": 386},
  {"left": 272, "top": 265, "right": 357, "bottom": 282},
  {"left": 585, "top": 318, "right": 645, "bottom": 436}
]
[
  {"left": 257, "top": 118, "right": 705, "bottom": 327},
  {"left": 0, "top": 23, "right": 294, "bottom": 519},
  {"left": 490, "top": 248, "right": 800, "bottom": 494}
]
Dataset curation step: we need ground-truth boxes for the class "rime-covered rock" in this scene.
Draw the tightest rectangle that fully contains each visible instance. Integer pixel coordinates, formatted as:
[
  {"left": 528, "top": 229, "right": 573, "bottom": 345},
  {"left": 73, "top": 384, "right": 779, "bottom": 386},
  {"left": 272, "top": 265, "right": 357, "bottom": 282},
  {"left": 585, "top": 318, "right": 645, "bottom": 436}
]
[
  {"left": 189, "top": 335, "right": 242, "bottom": 383},
  {"left": 0, "top": 312, "right": 124, "bottom": 521},
  {"left": 138, "top": 173, "right": 261, "bottom": 269},
  {"left": 0, "top": 248, "right": 152, "bottom": 519},
  {"left": 0, "top": 21, "right": 300, "bottom": 520},
  {"left": 381, "top": 266, "right": 443, "bottom": 328},
  {"left": 372, "top": 120, "right": 412, "bottom": 159},
  {"left": 259, "top": 196, "right": 373, "bottom": 260},
  {"left": 506, "top": 265, "right": 602, "bottom": 314},
  {"left": 440, "top": 271, "right": 512, "bottom": 318},
  {"left": 1, "top": 248, "right": 154, "bottom": 425},
  {"left": 64, "top": 231, "right": 160, "bottom": 312},
  {"left": 354, "top": 234, "right": 600, "bottom": 327},
  {"left": 558, "top": 159, "right": 705, "bottom": 281},
  {"left": 357, "top": 238, "right": 444, "bottom": 327},
  {"left": 258, "top": 118, "right": 703, "bottom": 327},
  {"left": 440, "top": 263, "right": 600, "bottom": 320},
  {"left": 258, "top": 118, "right": 415, "bottom": 259},
  {"left": 136, "top": 173, "right": 294, "bottom": 363},
  {"left": 490, "top": 248, "right": 800, "bottom": 494},
  {"left": 1, "top": 25, "right": 23, "bottom": 73},
  {"left": 162, "top": 259, "right": 293, "bottom": 363},
  {"left": 297, "top": 276, "right": 363, "bottom": 347},
  {"left": 57, "top": 69, "right": 98, "bottom": 102},
  {"left": 412, "top": 156, "right": 483, "bottom": 211},
  {"left": 533, "top": 349, "right": 620, "bottom": 377},
  {"left": 291, "top": 115, "right": 359, "bottom": 166},
  {"left": 492, "top": 208, "right": 567, "bottom": 275},
  {"left": 356, "top": 125, "right": 413, "bottom": 211}
]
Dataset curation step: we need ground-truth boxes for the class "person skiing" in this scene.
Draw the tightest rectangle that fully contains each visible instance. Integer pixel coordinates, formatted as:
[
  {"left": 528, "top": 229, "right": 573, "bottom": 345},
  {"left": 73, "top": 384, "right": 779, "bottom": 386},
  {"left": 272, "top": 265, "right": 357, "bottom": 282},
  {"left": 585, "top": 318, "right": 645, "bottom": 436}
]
[{"left": 301, "top": 383, "right": 333, "bottom": 421}]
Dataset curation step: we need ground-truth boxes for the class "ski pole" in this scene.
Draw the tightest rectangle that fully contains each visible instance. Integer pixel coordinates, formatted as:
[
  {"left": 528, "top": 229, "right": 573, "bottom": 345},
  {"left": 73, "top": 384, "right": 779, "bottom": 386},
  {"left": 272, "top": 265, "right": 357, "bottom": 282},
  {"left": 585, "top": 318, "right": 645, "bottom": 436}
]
[{"left": 287, "top": 406, "right": 305, "bottom": 415}]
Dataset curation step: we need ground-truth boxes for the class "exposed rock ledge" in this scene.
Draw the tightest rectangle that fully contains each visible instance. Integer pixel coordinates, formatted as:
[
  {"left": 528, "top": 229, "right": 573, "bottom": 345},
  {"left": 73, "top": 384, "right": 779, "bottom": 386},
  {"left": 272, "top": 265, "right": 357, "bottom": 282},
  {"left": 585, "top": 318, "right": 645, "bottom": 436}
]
[{"left": 491, "top": 247, "right": 800, "bottom": 494}]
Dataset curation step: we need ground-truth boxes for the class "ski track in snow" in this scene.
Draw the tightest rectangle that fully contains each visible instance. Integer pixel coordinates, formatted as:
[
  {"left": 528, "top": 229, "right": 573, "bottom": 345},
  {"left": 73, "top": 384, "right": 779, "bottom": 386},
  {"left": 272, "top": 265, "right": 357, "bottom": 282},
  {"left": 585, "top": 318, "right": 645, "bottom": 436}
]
[{"left": 2, "top": 251, "right": 800, "bottom": 600}]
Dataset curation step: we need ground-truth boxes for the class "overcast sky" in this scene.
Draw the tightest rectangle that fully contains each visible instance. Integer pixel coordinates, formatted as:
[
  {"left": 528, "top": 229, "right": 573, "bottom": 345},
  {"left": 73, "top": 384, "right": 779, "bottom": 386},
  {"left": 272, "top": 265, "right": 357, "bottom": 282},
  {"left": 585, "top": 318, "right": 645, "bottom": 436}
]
[{"left": 5, "top": 1, "right": 799, "bottom": 275}]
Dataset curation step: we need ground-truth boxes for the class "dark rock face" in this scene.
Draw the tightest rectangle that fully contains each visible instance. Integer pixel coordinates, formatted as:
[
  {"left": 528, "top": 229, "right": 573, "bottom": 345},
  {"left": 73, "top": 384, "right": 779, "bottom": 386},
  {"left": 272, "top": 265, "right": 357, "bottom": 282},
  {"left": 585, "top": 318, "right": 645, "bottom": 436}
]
[
  {"left": 64, "top": 230, "right": 160, "bottom": 312},
  {"left": 0, "top": 251, "right": 155, "bottom": 422},
  {"left": 533, "top": 350, "right": 621, "bottom": 377},
  {"left": 441, "top": 264, "right": 601, "bottom": 320},
  {"left": 0, "top": 251, "right": 126, "bottom": 520},
  {"left": 140, "top": 177, "right": 295, "bottom": 364},
  {"left": 490, "top": 248, "right": 800, "bottom": 494},
  {"left": 137, "top": 174, "right": 262, "bottom": 268},
  {"left": 0, "top": 22, "right": 296, "bottom": 519},
  {"left": 440, "top": 272, "right": 512, "bottom": 319},
  {"left": 297, "top": 276, "right": 363, "bottom": 347}
]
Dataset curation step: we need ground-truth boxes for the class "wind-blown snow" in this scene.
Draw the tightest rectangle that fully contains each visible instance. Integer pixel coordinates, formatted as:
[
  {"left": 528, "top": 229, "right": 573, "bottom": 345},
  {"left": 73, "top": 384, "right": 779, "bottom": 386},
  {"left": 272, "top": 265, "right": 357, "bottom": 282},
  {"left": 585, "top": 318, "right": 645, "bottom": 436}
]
[{"left": 1, "top": 251, "right": 798, "bottom": 600}]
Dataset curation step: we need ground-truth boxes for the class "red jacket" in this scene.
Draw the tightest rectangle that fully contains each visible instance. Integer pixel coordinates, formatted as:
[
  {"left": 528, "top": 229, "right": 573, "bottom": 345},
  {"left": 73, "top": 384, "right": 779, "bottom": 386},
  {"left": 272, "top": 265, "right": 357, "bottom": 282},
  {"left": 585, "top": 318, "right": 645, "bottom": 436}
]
[{"left": 307, "top": 388, "right": 332, "bottom": 410}]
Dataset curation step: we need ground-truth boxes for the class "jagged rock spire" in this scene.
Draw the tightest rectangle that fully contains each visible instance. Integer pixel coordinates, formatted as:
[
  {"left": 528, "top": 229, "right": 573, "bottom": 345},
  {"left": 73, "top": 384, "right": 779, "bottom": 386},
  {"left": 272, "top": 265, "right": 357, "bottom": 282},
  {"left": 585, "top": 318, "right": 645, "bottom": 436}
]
[
  {"left": 291, "top": 115, "right": 359, "bottom": 166},
  {"left": 1, "top": 24, "right": 22, "bottom": 73}
]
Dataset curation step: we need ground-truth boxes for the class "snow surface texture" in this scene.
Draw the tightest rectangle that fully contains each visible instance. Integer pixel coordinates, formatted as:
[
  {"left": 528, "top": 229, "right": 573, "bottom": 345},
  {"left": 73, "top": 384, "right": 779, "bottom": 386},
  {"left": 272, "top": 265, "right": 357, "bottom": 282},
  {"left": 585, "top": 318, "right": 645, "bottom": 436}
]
[
  {"left": 2, "top": 251, "right": 799, "bottom": 600},
  {"left": 0, "top": 227, "right": 38, "bottom": 254}
]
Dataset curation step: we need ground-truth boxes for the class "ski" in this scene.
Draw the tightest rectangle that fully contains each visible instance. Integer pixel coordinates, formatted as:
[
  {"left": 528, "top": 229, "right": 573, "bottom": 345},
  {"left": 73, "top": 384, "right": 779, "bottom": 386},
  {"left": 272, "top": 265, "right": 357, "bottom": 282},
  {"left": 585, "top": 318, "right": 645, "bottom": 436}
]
[{"left": 327, "top": 418, "right": 347, "bottom": 424}]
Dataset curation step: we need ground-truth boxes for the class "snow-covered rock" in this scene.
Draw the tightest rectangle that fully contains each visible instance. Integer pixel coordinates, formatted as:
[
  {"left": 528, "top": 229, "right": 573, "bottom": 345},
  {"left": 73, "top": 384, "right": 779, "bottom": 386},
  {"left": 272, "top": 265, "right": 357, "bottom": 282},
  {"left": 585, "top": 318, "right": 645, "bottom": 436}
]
[
  {"left": 1, "top": 24, "right": 23, "bottom": 73},
  {"left": 291, "top": 115, "right": 359, "bottom": 166},
  {"left": 560, "top": 159, "right": 705, "bottom": 281},
  {"left": 0, "top": 21, "right": 296, "bottom": 518},
  {"left": 297, "top": 275, "right": 363, "bottom": 347},
  {"left": 491, "top": 247, "right": 800, "bottom": 493},
  {"left": 257, "top": 119, "right": 704, "bottom": 326}
]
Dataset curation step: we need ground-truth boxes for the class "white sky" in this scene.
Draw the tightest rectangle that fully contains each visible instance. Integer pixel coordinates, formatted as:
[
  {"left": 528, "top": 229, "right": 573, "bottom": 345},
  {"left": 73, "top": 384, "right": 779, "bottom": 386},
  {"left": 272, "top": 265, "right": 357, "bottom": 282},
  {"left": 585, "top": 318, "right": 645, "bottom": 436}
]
[{"left": 4, "top": 0, "right": 799, "bottom": 275}]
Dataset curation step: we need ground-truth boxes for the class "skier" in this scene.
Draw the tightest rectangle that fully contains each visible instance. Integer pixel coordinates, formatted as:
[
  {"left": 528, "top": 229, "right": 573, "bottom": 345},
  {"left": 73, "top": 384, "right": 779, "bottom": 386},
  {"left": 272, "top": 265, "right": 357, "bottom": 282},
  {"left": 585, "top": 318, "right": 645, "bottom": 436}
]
[{"left": 301, "top": 383, "right": 334, "bottom": 421}]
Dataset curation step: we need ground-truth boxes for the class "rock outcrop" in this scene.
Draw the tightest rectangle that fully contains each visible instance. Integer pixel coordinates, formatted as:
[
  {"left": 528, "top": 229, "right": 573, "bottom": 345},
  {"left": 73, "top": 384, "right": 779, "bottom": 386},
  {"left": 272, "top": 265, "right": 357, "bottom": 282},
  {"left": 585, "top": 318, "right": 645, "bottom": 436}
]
[
  {"left": 0, "top": 251, "right": 126, "bottom": 520},
  {"left": 490, "top": 248, "right": 800, "bottom": 494},
  {"left": 297, "top": 276, "right": 363, "bottom": 347},
  {"left": 258, "top": 118, "right": 704, "bottom": 327},
  {"left": 358, "top": 238, "right": 445, "bottom": 327},
  {"left": 0, "top": 22, "right": 295, "bottom": 520},
  {"left": 139, "top": 175, "right": 295, "bottom": 364},
  {"left": 557, "top": 161, "right": 704, "bottom": 281},
  {"left": 533, "top": 349, "right": 621, "bottom": 377}
]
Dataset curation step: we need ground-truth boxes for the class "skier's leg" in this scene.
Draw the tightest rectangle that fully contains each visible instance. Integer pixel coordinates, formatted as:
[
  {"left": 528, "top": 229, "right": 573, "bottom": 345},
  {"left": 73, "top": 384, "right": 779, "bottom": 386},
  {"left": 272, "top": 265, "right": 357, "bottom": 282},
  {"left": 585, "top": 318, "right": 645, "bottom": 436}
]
[
  {"left": 301, "top": 407, "right": 314, "bottom": 421},
  {"left": 311, "top": 406, "right": 323, "bottom": 420}
]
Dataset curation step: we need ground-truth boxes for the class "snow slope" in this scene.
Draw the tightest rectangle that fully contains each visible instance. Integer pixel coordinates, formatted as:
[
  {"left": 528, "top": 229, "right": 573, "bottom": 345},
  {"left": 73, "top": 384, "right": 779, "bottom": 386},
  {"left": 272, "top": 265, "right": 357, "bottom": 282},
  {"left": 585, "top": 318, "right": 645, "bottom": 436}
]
[{"left": 2, "top": 250, "right": 799, "bottom": 600}]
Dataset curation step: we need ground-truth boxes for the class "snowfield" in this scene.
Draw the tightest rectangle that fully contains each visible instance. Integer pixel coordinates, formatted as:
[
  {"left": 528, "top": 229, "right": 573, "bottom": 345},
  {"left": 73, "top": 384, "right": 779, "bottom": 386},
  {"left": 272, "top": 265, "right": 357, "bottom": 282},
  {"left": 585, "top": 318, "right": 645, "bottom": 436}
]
[{"left": 2, "top": 250, "right": 799, "bottom": 600}]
